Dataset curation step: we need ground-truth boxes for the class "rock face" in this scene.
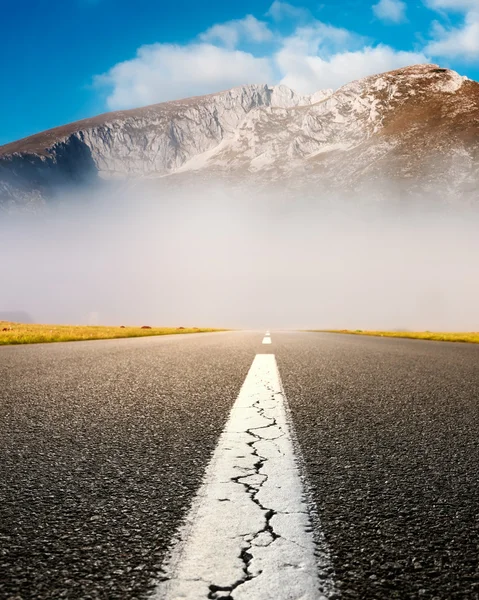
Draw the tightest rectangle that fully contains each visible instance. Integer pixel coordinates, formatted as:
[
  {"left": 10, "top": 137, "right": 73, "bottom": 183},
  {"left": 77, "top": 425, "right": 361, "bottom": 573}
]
[{"left": 1, "top": 65, "right": 478, "bottom": 206}]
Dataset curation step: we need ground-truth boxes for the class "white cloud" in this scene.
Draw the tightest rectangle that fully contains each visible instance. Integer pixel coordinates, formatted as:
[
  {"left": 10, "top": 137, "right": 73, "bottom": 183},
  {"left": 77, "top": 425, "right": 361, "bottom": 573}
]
[
  {"left": 96, "top": 7, "right": 431, "bottom": 109},
  {"left": 277, "top": 44, "right": 428, "bottom": 93},
  {"left": 372, "top": 0, "right": 407, "bottom": 23},
  {"left": 425, "top": 12, "right": 479, "bottom": 59},
  {"left": 97, "top": 43, "right": 274, "bottom": 110},
  {"left": 200, "top": 15, "right": 272, "bottom": 49},
  {"left": 274, "top": 19, "right": 425, "bottom": 92},
  {"left": 280, "top": 21, "right": 360, "bottom": 56},
  {"left": 424, "top": 0, "right": 479, "bottom": 11},
  {"left": 424, "top": 0, "right": 479, "bottom": 60},
  {"left": 266, "top": 1, "right": 310, "bottom": 21}
]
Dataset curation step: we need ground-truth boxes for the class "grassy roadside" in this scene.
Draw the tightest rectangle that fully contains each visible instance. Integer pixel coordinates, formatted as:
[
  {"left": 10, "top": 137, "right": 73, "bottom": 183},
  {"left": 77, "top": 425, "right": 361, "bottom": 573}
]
[
  {"left": 312, "top": 330, "right": 479, "bottom": 344},
  {"left": 0, "top": 322, "right": 225, "bottom": 345}
]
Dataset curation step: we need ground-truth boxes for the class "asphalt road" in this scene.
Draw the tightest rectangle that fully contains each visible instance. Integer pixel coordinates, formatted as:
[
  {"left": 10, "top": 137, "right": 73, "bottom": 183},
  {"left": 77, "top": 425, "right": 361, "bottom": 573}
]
[
  {"left": 276, "top": 333, "right": 479, "bottom": 600},
  {"left": 1, "top": 331, "right": 478, "bottom": 599}
]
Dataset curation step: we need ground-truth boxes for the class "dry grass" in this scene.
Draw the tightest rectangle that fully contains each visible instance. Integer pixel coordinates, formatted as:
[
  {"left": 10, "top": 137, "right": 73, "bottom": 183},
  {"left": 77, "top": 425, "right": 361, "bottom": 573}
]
[
  {"left": 0, "top": 322, "right": 225, "bottom": 345},
  {"left": 314, "top": 330, "right": 479, "bottom": 344}
]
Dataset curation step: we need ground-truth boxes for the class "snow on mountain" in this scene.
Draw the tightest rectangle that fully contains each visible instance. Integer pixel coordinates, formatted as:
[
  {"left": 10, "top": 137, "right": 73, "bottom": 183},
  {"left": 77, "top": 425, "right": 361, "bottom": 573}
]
[{"left": 1, "top": 64, "right": 478, "bottom": 206}]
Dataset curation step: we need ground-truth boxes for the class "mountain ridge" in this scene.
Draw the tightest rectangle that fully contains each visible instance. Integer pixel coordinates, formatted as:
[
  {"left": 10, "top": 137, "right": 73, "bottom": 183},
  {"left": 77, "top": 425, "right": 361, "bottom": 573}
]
[
  {"left": 0, "top": 84, "right": 331, "bottom": 157},
  {"left": 1, "top": 64, "right": 478, "bottom": 206}
]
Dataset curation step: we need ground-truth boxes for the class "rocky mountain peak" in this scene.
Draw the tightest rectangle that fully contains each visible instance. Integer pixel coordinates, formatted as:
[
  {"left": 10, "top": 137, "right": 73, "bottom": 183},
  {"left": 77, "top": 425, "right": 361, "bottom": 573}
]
[{"left": 1, "top": 64, "right": 478, "bottom": 207}]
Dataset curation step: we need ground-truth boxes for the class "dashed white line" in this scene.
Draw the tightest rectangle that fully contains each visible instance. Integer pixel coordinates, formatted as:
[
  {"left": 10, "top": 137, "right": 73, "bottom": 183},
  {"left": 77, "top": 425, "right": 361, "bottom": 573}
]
[
  {"left": 262, "top": 332, "right": 271, "bottom": 345},
  {"left": 153, "top": 354, "right": 335, "bottom": 600}
]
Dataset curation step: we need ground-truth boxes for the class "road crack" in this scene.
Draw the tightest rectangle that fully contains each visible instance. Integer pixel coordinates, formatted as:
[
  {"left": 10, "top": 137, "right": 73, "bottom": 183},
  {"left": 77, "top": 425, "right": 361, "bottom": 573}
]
[
  {"left": 153, "top": 354, "right": 330, "bottom": 600},
  {"left": 208, "top": 392, "right": 284, "bottom": 599}
]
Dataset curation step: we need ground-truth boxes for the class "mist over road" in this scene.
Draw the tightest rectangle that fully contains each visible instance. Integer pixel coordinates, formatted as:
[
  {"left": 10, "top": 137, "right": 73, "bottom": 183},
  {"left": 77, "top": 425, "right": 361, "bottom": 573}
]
[
  {"left": 2, "top": 185, "right": 479, "bottom": 331},
  {"left": 1, "top": 331, "right": 478, "bottom": 599}
]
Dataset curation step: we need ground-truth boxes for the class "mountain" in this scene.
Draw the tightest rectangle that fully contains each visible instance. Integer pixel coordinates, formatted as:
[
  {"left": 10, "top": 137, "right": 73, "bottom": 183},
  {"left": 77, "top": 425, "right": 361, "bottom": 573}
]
[{"left": 1, "top": 64, "right": 478, "bottom": 207}]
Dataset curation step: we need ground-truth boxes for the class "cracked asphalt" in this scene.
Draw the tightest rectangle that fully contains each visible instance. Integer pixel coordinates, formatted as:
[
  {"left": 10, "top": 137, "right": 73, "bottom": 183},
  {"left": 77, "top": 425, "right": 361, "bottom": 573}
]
[
  {"left": 0, "top": 332, "right": 257, "bottom": 600},
  {"left": 275, "top": 332, "right": 479, "bottom": 600},
  {"left": 1, "top": 330, "right": 479, "bottom": 599}
]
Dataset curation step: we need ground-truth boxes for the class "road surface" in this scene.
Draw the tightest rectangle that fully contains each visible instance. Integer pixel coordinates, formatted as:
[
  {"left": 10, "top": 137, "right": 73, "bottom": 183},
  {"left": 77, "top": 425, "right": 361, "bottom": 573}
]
[{"left": 0, "top": 331, "right": 478, "bottom": 599}]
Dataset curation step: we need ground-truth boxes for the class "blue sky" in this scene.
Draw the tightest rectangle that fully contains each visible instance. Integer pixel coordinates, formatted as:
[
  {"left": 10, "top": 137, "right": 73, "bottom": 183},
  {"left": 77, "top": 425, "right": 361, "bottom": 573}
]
[{"left": 1, "top": 0, "right": 479, "bottom": 145}]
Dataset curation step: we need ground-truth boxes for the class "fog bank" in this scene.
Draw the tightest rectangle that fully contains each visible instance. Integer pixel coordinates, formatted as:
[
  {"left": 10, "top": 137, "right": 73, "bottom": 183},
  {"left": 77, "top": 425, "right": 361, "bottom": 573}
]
[{"left": 1, "top": 181, "right": 478, "bottom": 331}]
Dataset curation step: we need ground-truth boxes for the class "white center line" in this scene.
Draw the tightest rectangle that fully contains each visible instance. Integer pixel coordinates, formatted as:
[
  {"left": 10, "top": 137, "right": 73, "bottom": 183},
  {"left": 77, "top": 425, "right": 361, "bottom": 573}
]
[
  {"left": 262, "top": 332, "right": 271, "bottom": 345},
  {"left": 153, "top": 354, "right": 336, "bottom": 600}
]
